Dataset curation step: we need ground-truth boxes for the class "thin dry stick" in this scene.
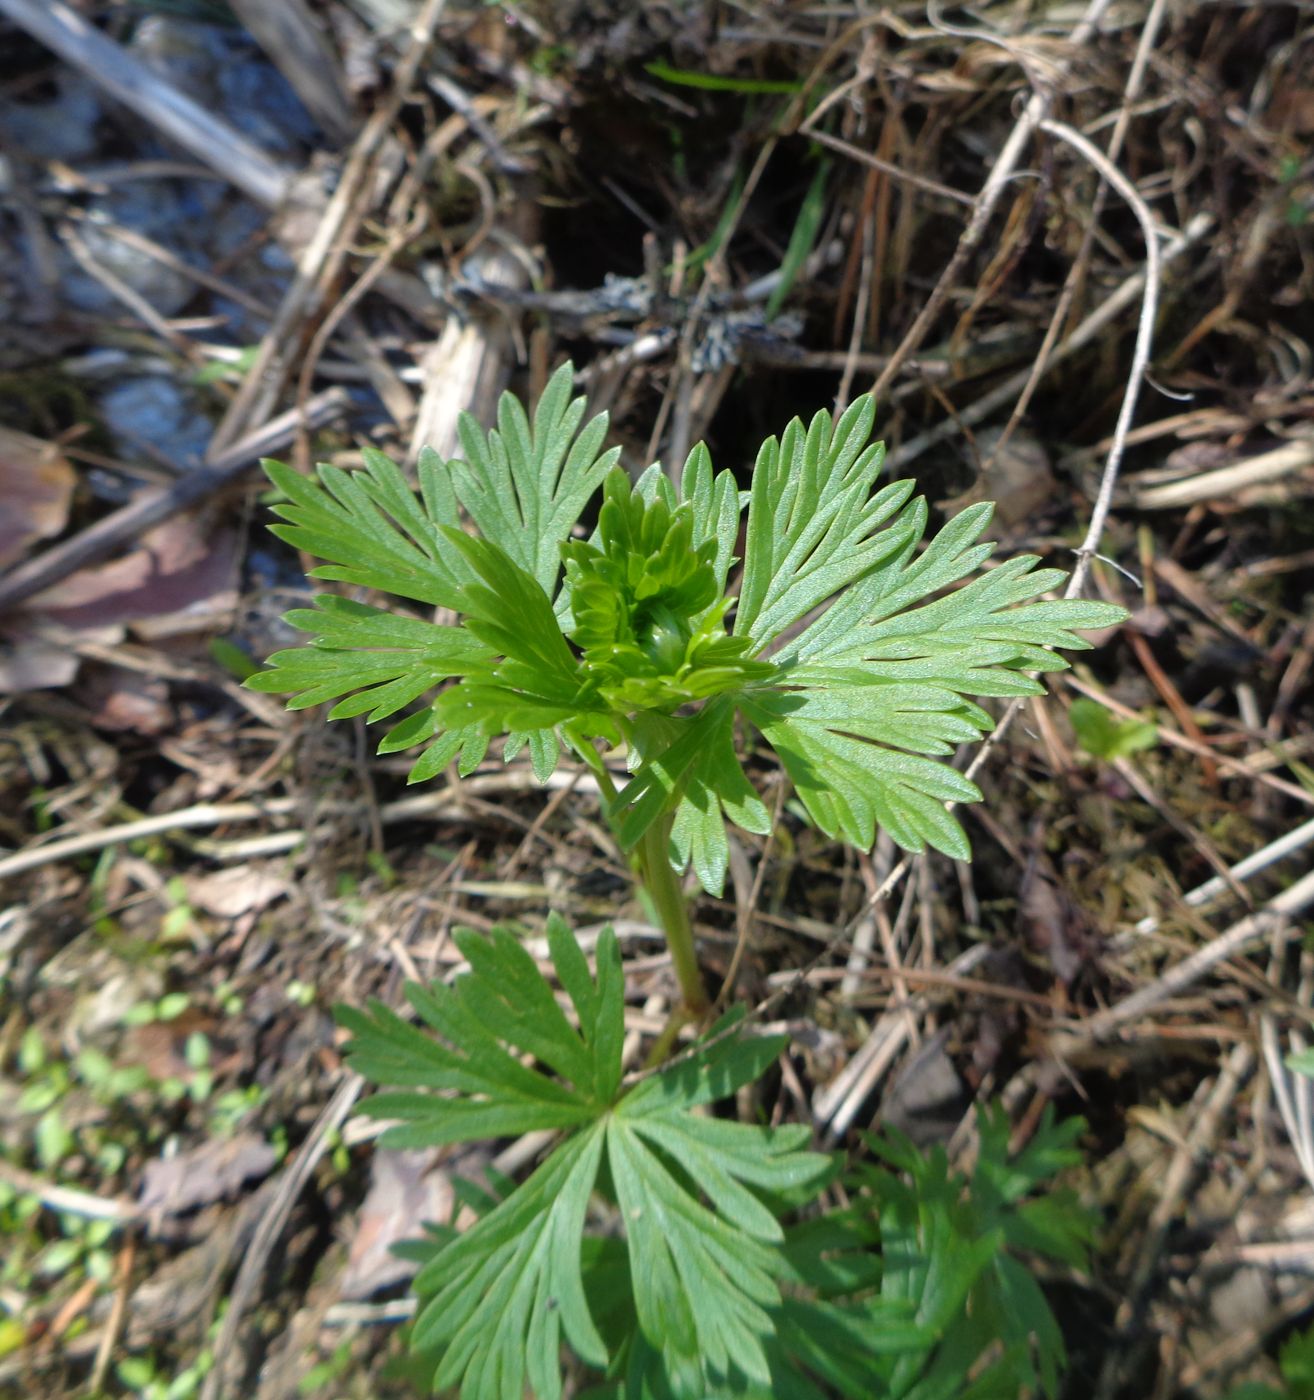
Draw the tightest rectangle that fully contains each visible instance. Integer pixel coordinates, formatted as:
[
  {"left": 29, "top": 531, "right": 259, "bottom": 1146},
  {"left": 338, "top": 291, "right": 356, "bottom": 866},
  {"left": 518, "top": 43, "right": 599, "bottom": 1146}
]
[
  {"left": 227, "top": 0, "right": 355, "bottom": 145},
  {"left": 1064, "top": 673, "right": 1314, "bottom": 810},
  {"left": 947, "top": 114, "right": 1165, "bottom": 823},
  {"left": 1064, "top": 865, "right": 1314, "bottom": 1046},
  {"left": 59, "top": 221, "right": 204, "bottom": 363},
  {"left": 805, "top": 125, "right": 975, "bottom": 209},
  {"left": 1262, "top": 1014, "right": 1314, "bottom": 1189},
  {"left": 88, "top": 1237, "right": 137, "bottom": 1396},
  {"left": 0, "top": 1158, "right": 135, "bottom": 1223},
  {"left": 716, "top": 780, "right": 789, "bottom": 1013},
  {"left": 1127, "top": 813, "right": 1314, "bottom": 941},
  {"left": 0, "top": 769, "right": 611, "bottom": 883},
  {"left": 814, "top": 944, "right": 995, "bottom": 1140},
  {"left": 894, "top": 212, "right": 1211, "bottom": 468},
  {"left": 1094, "top": 1042, "right": 1255, "bottom": 1400},
  {"left": 292, "top": 206, "right": 429, "bottom": 452},
  {"left": 990, "top": 0, "right": 1168, "bottom": 463},
  {"left": 867, "top": 0, "right": 1118, "bottom": 403},
  {"left": 199, "top": 1074, "right": 364, "bottom": 1400},
  {"left": 1039, "top": 119, "right": 1162, "bottom": 594},
  {"left": 836, "top": 180, "right": 878, "bottom": 410},
  {"left": 1133, "top": 436, "right": 1314, "bottom": 510}
]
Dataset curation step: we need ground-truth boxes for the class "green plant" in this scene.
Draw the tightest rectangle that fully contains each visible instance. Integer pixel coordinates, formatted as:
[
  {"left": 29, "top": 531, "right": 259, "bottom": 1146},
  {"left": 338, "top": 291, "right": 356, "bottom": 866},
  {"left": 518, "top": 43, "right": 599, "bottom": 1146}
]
[
  {"left": 343, "top": 914, "right": 1093, "bottom": 1398},
  {"left": 117, "top": 1342, "right": 215, "bottom": 1400},
  {"left": 1068, "top": 695, "right": 1156, "bottom": 760},
  {"left": 249, "top": 363, "right": 1123, "bottom": 1013},
  {"left": 250, "top": 366, "right": 1122, "bottom": 1397}
]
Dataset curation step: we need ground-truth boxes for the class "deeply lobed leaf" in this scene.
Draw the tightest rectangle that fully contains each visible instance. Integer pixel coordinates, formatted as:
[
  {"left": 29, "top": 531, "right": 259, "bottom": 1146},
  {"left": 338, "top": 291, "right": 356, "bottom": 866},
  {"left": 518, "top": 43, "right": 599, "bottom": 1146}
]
[{"left": 340, "top": 917, "right": 833, "bottom": 1399}]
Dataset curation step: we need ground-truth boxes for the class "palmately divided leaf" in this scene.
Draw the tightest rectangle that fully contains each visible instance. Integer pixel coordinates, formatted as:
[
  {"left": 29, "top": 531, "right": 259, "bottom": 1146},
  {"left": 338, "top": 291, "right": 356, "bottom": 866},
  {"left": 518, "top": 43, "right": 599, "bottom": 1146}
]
[
  {"left": 338, "top": 921, "right": 623, "bottom": 1146},
  {"left": 245, "top": 595, "right": 493, "bottom": 722},
  {"left": 734, "top": 397, "right": 903, "bottom": 647},
  {"left": 603, "top": 1017, "right": 831, "bottom": 1391},
  {"left": 260, "top": 452, "right": 468, "bottom": 608},
  {"left": 340, "top": 918, "right": 838, "bottom": 1400},
  {"left": 606, "top": 1119, "right": 783, "bottom": 1389},
  {"left": 742, "top": 690, "right": 983, "bottom": 860},
  {"left": 779, "top": 500, "right": 1126, "bottom": 684},
  {"left": 450, "top": 361, "right": 620, "bottom": 597},
  {"left": 722, "top": 425, "right": 1126, "bottom": 866}
]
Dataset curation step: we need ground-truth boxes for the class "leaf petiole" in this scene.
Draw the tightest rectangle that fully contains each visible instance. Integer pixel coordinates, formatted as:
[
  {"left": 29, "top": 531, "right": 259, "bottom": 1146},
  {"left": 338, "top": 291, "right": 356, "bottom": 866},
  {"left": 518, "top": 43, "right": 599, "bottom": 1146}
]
[{"left": 635, "top": 813, "right": 708, "bottom": 1016}]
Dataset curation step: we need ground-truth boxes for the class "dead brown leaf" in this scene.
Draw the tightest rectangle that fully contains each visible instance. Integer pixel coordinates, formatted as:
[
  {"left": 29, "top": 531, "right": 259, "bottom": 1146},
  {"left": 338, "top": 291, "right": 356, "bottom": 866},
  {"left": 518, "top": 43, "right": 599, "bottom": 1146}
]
[
  {"left": 0, "top": 628, "right": 82, "bottom": 692},
  {"left": 138, "top": 1132, "right": 278, "bottom": 1217},
  {"left": 340, "top": 1149, "right": 479, "bottom": 1299},
  {"left": 940, "top": 426, "right": 1056, "bottom": 532},
  {"left": 77, "top": 665, "right": 173, "bottom": 735},
  {"left": 185, "top": 867, "right": 292, "bottom": 919},
  {"left": 22, "top": 515, "right": 237, "bottom": 636},
  {"left": 0, "top": 428, "right": 75, "bottom": 570}
]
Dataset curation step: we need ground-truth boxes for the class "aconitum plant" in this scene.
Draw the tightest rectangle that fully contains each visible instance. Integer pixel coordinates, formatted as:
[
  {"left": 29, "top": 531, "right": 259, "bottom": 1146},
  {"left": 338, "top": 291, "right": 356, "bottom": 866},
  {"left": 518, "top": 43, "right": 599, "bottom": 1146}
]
[
  {"left": 249, "top": 366, "right": 1120, "bottom": 1398},
  {"left": 250, "top": 364, "right": 1124, "bottom": 1013}
]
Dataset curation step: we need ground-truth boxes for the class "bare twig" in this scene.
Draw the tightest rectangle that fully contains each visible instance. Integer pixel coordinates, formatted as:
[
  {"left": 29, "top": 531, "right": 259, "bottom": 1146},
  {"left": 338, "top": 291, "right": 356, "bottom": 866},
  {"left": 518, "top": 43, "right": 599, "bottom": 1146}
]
[
  {"left": 227, "top": 0, "right": 355, "bottom": 145},
  {"left": 1094, "top": 1043, "right": 1254, "bottom": 1400},
  {"left": 813, "top": 944, "right": 993, "bottom": 1140},
  {"left": 989, "top": 0, "right": 1168, "bottom": 466},
  {"left": 1127, "top": 814, "right": 1314, "bottom": 942},
  {"left": 1037, "top": 117, "right": 1163, "bottom": 597},
  {"left": 208, "top": 0, "right": 449, "bottom": 454},
  {"left": 1064, "top": 865, "right": 1314, "bottom": 1046},
  {"left": 1262, "top": 1014, "right": 1314, "bottom": 1191},
  {"left": 894, "top": 213, "right": 1211, "bottom": 468},
  {"left": 1132, "top": 437, "right": 1314, "bottom": 509},
  {"left": 0, "top": 768, "right": 616, "bottom": 883},
  {"left": 200, "top": 1074, "right": 364, "bottom": 1400},
  {"left": 943, "top": 116, "right": 1167, "bottom": 814},
  {"left": 0, "top": 1157, "right": 135, "bottom": 1223}
]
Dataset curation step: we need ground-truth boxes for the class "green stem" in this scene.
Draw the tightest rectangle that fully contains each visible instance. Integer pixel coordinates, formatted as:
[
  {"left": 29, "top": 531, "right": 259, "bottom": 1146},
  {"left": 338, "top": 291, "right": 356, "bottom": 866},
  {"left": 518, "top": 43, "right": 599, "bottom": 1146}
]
[{"left": 636, "top": 814, "right": 708, "bottom": 1016}]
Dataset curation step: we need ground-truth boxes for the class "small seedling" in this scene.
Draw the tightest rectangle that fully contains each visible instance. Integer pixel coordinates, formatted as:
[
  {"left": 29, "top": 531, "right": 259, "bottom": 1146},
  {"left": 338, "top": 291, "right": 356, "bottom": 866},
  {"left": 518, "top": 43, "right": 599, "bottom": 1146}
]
[
  {"left": 251, "top": 367, "right": 1123, "bottom": 1397},
  {"left": 251, "top": 364, "right": 1124, "bottom": 1012}
]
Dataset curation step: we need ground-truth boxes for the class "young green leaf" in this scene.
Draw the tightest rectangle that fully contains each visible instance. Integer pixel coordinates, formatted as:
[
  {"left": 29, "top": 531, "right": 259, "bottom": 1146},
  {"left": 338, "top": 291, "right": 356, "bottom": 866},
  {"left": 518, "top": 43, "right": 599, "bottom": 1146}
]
[
  {"left": 850, "top": 1108, "right": 1095, "bottom": 1400},
  {"left": 339, "top": 916, "right": 833, "bottom": 1400},
  {"left": 1069, "top": 695, "right": 1158, "bottom": 759},
  {"left": 450, "top": 361, "right": 620, "bottom": 596}
]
